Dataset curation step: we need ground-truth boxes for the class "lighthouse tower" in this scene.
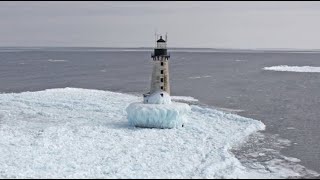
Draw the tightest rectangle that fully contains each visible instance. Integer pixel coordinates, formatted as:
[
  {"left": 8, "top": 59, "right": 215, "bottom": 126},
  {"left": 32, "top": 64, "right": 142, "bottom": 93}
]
[
  {"left": 150, "top": 35, "right": 170, "bottom": 94},
  {"left": 127, "top": 34, "right": 191, "bottom": 128},
  {"left": 143, "top": 35, "right": 171, "bottom": 103}
]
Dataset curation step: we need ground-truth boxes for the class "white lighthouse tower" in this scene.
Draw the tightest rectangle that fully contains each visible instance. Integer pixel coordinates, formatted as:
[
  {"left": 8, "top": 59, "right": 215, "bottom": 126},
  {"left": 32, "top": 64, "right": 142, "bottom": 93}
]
[{"left": 143, "top": 35, "right": 171, "bottom": 103}]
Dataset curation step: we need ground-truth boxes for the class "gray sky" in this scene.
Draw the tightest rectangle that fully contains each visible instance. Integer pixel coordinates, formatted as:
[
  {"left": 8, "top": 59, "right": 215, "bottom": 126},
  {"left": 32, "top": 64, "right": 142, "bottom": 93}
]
[{"left": 1, "top": 1, "right": 320, "bottom": 49}]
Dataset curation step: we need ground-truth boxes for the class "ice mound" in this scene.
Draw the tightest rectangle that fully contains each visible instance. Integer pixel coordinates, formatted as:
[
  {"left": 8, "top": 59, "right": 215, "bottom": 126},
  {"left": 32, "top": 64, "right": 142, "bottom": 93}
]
[
  {"left": 0, "top": 88, "right": 312, "bottom": 178},
  {"left": 263, "top": 65, "right": 320, "bottom": 73},
  {"left": 134, "top": 91, "right": 189, "bottom": 128},
  {"left": 126, "top": 102, "right": 190, "bottom": 128},
  {"left": 130, "top": 91, "right": 190, "bottom": 128}
]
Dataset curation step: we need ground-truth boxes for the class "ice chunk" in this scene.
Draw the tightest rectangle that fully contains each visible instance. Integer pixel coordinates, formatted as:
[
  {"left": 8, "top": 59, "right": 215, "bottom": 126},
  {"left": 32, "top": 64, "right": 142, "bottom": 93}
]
[
  {"left": 171, "top": 96, "right": 198, "bottom": 102},
  {"left": 126, "top": 102, "right": 191, "bottom": 128},
  {"left": 48, "top": 59, "right": 68, "bottom": 62},
  {"left": 263, "top": 65, "right": 320, "bottom": 73}
]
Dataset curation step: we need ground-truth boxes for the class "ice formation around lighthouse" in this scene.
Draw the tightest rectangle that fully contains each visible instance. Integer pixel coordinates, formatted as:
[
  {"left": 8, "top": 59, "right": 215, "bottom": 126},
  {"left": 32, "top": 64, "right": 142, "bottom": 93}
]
[
  {"left": 0, "top": 88, "right": 316, "bottom": 178},
  {"left": 126, "top": 102, "right": 190, "bottom": 129},
  {"left": 127, "top": 91, "right": 191, "bottom": 128}
]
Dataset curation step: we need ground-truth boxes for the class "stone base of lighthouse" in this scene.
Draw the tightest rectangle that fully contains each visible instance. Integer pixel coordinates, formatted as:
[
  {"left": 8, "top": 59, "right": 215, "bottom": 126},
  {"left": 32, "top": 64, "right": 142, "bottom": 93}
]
[{"left": 126, "top": 91, "right": 191, "bottom": 129}]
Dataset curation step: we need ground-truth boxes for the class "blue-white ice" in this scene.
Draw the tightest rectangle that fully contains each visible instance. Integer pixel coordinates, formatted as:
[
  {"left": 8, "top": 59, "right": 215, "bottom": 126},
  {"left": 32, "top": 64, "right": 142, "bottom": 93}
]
[
  {"left": 0, "top": 88, "right": 310, "bottom": 178},
  {"left": 126, "top": 102, "right": 190, "bottom": 128},
  {"left": 128, "top": 90, "right": 190, "bottom": 128}
]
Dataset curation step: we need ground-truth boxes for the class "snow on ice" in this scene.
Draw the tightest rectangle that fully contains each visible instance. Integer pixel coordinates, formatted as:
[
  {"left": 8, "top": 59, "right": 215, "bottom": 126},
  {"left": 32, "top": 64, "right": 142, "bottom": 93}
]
[
  {"left": 0, "top": 88, "right": 309, "bottom": 178},
  {"left": 144, "top": 91, "right": 172, "bottom": 104}
]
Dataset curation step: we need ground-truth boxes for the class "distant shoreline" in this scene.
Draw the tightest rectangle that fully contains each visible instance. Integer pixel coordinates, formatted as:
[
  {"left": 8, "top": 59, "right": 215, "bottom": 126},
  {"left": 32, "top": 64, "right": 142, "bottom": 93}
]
[{"left": 1, "top": 46, "right": 320, "bottom": 53}]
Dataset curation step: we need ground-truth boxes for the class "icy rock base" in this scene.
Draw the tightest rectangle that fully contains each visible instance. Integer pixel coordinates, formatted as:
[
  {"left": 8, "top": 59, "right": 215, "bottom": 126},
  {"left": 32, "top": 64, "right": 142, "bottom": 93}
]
[{"left": 126, "top": 102, "right": 191, "bottom": 129}]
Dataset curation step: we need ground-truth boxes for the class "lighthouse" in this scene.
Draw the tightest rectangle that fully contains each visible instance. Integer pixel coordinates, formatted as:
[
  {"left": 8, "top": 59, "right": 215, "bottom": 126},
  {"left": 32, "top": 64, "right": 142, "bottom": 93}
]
[
  {"left": 143, "top": 35, "right": 171, "bottom": 103},
  {"left": 126, "top": 33, "right": 191, "bottom": 129}
]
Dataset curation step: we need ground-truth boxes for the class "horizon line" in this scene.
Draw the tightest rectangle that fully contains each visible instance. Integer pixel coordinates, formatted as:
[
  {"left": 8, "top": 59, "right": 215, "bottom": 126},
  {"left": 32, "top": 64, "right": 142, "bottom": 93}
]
[{"left": 1, "top": 46, "right": 320, "bottom": 51}]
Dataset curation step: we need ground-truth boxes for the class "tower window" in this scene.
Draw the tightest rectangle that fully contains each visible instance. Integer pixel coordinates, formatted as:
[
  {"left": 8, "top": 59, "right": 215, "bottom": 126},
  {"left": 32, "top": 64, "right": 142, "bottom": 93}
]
[
  {"left": 161, "top": 70, "right": 164, "bottom": 74},
  {"left": 161, "top": 62, "right": 164, "bottom": 66},
  {"left": 161, "top": 86, "right": 163, "bottom": 90},
  {"left": 161, "top": 78, "right": 164, "bottom": 82}
]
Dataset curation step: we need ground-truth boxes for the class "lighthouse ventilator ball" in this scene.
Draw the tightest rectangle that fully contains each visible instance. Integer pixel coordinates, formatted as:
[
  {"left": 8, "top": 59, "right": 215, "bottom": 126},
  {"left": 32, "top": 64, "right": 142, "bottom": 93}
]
[{"left": 126, "top": 91, "right": 191, "bottom": 129}]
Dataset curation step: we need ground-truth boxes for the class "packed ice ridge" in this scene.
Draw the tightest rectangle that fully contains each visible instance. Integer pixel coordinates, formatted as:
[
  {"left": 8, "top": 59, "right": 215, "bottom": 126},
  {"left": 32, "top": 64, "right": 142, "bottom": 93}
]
[
  {"left": 263, "top": 65, "right": 320, "bottom": 73},
  {"left": 0, "top": 88, "right": 313, "bottom": 178}
]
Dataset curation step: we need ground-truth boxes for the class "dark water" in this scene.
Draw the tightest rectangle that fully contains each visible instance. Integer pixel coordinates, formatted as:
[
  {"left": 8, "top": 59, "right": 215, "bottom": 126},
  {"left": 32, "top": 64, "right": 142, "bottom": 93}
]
[{"left": 0, "top": 48, "right": 319, "bottom": 177}]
